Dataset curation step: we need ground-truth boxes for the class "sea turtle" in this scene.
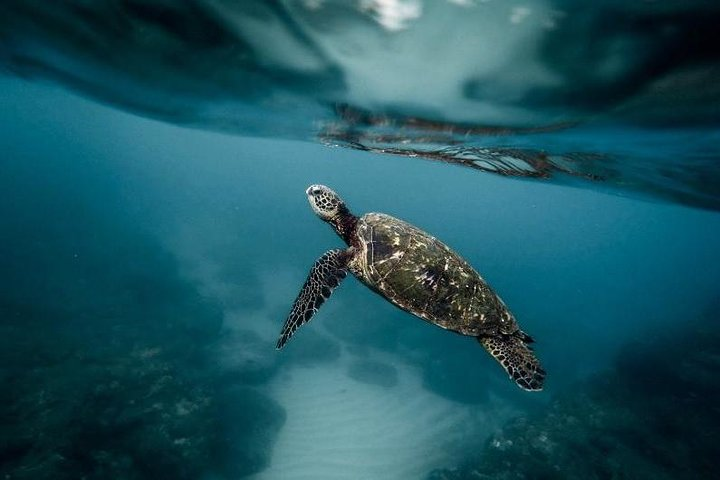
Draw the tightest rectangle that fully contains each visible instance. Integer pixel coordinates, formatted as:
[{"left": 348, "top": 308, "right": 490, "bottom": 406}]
[{"left": 276, "top": 185, "right": 545, "bottom": 391}]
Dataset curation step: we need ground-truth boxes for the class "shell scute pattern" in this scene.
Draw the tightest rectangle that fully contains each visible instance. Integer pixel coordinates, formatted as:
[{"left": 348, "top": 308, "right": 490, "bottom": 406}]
[{"left": 356, "top": 213, "right": 517, "bottom": 336}]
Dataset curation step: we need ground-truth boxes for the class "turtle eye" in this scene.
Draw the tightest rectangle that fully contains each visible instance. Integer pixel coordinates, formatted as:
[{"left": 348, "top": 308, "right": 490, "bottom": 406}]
[{"left": 311, "top": 187, "right": 322, "bottom": 195}]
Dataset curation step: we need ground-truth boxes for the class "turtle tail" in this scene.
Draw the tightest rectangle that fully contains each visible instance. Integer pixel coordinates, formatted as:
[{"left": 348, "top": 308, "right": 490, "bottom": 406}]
[{"left": 478, "top": 332, "right": 546, "bottom": 391}]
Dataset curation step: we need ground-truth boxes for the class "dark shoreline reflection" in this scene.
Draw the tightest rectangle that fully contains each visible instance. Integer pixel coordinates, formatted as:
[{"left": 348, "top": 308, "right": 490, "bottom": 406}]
[{"left": 1, "top": 1, "right": 719, "bottom": 210}]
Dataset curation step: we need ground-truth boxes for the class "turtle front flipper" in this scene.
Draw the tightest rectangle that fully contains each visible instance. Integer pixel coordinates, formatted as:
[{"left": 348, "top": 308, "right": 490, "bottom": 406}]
[
  {"left": 276, "top": 249, "right": 350, "bottom": 349},
  {"left": 478, "top": 333, "right": 546, "bottom": 391}
]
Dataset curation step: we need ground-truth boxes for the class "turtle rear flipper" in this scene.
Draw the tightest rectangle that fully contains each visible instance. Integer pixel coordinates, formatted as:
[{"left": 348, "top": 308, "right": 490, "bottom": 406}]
[
  {"left": 478, "top": 333, "right": 546, "bottom": 391},
  {"left": 276, "top": 249, "right": 350, "bottom": 349}
]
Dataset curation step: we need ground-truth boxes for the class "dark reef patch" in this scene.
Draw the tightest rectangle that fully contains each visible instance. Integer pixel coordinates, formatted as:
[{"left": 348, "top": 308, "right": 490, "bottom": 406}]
[
  {"left": 428, "top": 298, "right": 720, "bottom": 480},
  {"left": 212, "top": 386, "right": 287, "bottom": 479},
  {"left": 0, "top": 240, "right": 223, "bottom": 480},
  {"left": 0, "top": 154, "right": 285, "bottom": 480},
  {"left": 346, "top": 360, "right": 399, "bottom": 388}
]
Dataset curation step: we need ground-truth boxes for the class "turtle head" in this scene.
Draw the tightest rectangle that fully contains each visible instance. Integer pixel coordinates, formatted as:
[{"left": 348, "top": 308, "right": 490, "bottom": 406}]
[{"left": 306, "top": 184, "right": 346, "bottom": 221}]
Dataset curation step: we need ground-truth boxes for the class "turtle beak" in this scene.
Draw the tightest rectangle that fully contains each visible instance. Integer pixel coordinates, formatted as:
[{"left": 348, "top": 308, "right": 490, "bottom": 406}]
[{"left": 306, "top": 186, "right": 313, "bottom": 196}]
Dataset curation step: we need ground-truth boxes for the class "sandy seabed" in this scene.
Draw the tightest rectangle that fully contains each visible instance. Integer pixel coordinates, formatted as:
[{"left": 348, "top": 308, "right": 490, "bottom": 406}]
[{"left": 252, "top": 350, "right": 514, "bottom": 480}]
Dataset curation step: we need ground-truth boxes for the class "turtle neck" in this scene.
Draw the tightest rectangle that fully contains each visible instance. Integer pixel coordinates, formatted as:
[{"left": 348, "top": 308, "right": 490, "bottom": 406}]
[{"left": 329, "top": 205, "right": 358, "bottom": 245}]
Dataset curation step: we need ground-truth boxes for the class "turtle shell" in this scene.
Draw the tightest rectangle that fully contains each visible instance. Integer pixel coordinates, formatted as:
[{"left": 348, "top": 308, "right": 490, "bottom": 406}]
[{"left": 352, "top": 213, "right": 517, "bottom": 336}]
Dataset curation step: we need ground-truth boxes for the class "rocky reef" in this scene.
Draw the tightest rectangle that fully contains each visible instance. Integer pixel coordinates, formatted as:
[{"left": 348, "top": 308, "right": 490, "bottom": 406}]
[
  {"left": 429, "top": 299, "right": 720, "bottom": 480},
  {"left": 0, "top": 158, "right": 285, "bottom": 480}
]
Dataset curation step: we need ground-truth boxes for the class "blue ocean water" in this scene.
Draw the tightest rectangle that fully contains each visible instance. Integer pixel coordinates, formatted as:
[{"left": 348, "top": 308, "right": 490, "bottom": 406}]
[{"left": 1, "top": 2, "right": 720, "bottom": 479}]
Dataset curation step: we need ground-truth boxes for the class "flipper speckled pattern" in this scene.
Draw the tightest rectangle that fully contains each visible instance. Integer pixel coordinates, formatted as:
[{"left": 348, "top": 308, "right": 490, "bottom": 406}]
[
  {"left": 478, "top": 333, "right": 546, "bottom": 391},
  {"left": 276, "top": 249, "right": 349, "bottom": 349}
]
